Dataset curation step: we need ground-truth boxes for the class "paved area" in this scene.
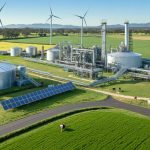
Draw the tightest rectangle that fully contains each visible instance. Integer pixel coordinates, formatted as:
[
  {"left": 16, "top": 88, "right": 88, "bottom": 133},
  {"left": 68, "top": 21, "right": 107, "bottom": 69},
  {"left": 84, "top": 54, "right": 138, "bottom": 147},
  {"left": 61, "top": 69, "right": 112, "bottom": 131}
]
[{"left": 1, "top": 96, "right": 150, "bottom": 137}]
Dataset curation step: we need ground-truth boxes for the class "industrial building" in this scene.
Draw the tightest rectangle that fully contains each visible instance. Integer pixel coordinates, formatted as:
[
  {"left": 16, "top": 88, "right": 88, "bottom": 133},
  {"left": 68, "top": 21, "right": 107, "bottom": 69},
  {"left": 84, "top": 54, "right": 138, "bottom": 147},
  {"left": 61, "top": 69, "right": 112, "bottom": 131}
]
[{"left": 22, "top": 21, "right": 150, "bottom": 86}]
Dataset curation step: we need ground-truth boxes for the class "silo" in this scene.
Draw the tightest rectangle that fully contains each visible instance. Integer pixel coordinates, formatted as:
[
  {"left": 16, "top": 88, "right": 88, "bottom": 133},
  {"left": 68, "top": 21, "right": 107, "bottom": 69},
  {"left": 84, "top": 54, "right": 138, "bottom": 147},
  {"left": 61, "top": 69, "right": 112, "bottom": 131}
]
[
  {"left": 47, "top": 49, "right": 59, "bottom": 62},
  {"left": 0, "top": 63, "right": 16, "bottom": 90},
  {"left": 26, "top": 46, "right": 38, "bottom": 57},
  {"left": 10, "top": 47, "right": 22, "bottom": 56}
]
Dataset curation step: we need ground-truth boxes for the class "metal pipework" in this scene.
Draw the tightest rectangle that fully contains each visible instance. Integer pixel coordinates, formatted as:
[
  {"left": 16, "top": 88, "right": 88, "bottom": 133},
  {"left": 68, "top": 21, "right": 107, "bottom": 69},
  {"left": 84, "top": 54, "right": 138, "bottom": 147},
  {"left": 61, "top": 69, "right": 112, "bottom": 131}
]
[{"left": 101, "top": 21, "right": 107, "bottom": 67}]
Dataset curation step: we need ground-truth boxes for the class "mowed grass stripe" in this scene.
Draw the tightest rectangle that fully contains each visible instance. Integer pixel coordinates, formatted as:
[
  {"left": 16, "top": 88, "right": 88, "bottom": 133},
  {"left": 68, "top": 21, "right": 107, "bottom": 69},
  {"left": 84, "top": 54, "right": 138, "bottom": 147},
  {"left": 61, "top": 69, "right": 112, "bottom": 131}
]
[{"left": 1, "top": 109, "right": 150, "bottom": 150}]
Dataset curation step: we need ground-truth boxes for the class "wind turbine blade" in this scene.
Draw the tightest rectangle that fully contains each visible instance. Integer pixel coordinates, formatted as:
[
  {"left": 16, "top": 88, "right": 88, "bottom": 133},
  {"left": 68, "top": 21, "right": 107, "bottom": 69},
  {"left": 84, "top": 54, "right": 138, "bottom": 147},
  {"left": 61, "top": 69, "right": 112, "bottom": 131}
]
[
  {"left": 0, "top": 2, "right": 6, "bottom": 12},
  {"left": 0, "top": 19, "right": 3, "bottom": 28},
  {"left": 53, "top": 15, "right": 61, "bottom": 19},
  {"left": 84, "top": 18, "right": 87, "bottom": 26},
  {"left": 46, "top": 16, "right": 52, "bottom": 22},
  {"left": 84, "top": 10, "right": 88, "bottom": 18},
  {"left": 50, "top": 7, "right": 53, "bottom": 15},
  {"left": 75, "top": 15, "right": 82, "bottom": 19}
]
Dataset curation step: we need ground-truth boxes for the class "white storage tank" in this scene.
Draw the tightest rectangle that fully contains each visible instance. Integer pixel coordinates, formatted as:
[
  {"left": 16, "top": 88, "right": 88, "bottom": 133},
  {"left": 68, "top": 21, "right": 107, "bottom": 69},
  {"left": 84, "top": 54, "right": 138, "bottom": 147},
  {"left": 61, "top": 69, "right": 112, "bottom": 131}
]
[
  {"left": 10, "top": 47, "right": 22, "bottom": 56},
  {"left": 47, "top": 49, "right": 59, "bottom": 62},
  {"left": 18, "top": 66, "right": 26, "bottom": 74},
  {"left": 107, "top": 52, "right": 142, "bottom": 68},
  {"left": 26, "top": 46, "right": 38, "bottom": 57},
  {"left": 0, "top": 63, "right": 16, "bottom": 90}
]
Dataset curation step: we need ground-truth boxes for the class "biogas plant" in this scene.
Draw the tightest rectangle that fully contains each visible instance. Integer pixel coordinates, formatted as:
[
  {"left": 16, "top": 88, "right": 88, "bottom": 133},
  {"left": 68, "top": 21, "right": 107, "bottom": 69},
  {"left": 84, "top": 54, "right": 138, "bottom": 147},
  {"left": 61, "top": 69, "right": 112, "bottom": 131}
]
[
  {"left": 23, "top": 21, "right": 149, "bottom": 86},
  {"left": 1, "top": 21, "right": 150, "bottom": 90}
]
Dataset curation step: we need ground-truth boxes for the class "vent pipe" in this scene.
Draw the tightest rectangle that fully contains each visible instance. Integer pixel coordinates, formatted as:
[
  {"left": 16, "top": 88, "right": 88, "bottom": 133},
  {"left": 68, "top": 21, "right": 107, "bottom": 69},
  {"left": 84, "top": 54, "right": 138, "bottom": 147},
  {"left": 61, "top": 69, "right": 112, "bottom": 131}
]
[
  {"left": 101, "top": 21, "right": 107, "bottom": 67},
  {"left": 125, "top": 21, "right": 129, "bottom": 51}
]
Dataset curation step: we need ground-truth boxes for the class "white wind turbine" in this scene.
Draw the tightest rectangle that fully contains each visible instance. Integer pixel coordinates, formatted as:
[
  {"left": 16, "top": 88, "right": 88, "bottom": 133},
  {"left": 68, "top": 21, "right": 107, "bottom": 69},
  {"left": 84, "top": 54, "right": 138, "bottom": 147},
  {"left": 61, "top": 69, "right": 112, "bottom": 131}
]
[
  {"left": 47, "top": 7, "right": 61, "bottom": 45},
  {"left": 0, "top": 2, "right": 6, "bottom": 28},
  {"left": 75, "top": 10, "right": 88, "bottom": 48}
]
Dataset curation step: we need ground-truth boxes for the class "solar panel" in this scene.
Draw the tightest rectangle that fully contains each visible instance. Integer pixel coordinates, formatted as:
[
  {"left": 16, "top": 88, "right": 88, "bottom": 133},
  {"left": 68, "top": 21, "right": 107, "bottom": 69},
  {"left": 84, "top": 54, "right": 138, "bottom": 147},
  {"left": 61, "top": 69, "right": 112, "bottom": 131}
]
[{"left": 1, "top": 82, "right": 76, "bottom": 110}]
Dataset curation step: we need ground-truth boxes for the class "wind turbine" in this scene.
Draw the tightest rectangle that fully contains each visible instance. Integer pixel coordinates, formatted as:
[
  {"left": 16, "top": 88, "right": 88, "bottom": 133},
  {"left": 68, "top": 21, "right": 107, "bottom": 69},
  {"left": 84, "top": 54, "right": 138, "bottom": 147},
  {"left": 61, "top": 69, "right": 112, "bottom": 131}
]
[
  {"left": 0, "top": 2, "right": 6, "bottom": 28},
  {"left": 75, "top": 10, "right": 88, "bottom": 48},
  {"left": 47, "top": 7, "right": 61, "bottom": 45}
]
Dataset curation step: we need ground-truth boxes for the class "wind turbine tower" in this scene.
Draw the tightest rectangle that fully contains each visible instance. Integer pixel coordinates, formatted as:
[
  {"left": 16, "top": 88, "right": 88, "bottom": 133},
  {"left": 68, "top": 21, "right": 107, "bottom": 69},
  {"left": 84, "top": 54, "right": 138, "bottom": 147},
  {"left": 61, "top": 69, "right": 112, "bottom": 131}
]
[
  {"left": 75, "top": 10, "right": 88, "bottom": 48},
  {"left": 0, "top": 2, "right": 6, "bottom": 28},
  {"left": 47, "top": 7, "right": 61, "bottom": 45}
]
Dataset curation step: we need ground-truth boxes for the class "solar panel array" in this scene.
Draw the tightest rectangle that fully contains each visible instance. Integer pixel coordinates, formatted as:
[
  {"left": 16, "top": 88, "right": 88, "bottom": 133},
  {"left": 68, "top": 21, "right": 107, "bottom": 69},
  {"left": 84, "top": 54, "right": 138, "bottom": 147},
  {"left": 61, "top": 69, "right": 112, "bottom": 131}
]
[{"left": 1, "top": 82, "right": 75, "bottom": 110}]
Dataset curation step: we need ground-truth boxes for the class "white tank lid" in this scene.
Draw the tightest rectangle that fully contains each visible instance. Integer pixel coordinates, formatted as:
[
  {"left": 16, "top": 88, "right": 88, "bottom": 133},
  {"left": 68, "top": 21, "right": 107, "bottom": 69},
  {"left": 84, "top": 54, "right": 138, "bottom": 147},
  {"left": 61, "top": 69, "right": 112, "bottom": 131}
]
[
  {"left": 0, "top": 63, "right": 16, "bottom": 73},
  {"left": 108, "top": 52, "right": 142, "bottom": 57}
]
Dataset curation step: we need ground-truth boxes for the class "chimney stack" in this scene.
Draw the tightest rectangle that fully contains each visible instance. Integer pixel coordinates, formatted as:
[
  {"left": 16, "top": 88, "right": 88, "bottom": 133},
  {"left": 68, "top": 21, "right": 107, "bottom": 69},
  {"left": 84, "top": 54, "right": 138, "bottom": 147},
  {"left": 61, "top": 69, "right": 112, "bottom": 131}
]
[{"left": 124, "top": 21, "right": 129, "bottom": 51}]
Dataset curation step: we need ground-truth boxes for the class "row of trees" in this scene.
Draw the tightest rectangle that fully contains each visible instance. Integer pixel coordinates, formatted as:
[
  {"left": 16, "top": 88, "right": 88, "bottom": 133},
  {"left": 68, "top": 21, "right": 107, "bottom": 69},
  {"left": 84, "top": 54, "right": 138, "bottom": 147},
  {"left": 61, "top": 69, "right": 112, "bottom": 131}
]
[{"left": 0, "top": 27, "right": 150, "bottom": 39}]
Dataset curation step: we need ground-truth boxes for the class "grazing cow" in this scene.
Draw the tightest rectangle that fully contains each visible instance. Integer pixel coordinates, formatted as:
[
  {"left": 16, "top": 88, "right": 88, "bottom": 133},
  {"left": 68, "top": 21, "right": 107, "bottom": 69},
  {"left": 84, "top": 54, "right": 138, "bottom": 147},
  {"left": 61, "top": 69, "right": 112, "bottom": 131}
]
[
  {"left": 60, "top": 124, "right": 66, "bottom": 132},
  {"left": 112, "top": 88, "right": 116, "bottom": 91}
]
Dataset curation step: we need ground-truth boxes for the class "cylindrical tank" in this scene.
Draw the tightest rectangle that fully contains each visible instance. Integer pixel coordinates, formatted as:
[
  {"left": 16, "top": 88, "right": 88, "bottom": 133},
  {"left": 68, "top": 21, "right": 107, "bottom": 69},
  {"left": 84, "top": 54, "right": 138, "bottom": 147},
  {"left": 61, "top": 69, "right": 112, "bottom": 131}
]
[
  {"left": 47, "top": 49, "right": 59, "bottom": 62},
  {"left": 10, "top": 47, "right": 22, "bottom": 56},
  {"left": 0, "top": 63, "right": 16, "bottom": 90},
  {"left": 26, "top": 46, "right": 38, "bottom": 57},
  {"left": 18, "top": 66, "right": 26, "bottom": 74},
  {"left": 107, "top": 52, "right": 142, "bottom": 68}
]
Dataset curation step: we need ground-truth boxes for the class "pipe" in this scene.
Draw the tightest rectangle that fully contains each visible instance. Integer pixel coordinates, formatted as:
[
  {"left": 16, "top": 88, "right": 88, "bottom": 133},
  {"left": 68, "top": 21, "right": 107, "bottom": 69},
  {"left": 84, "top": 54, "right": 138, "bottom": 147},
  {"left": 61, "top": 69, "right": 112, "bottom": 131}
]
[{"left": 125, "top": 21, "right": 129, "bottom": 50}]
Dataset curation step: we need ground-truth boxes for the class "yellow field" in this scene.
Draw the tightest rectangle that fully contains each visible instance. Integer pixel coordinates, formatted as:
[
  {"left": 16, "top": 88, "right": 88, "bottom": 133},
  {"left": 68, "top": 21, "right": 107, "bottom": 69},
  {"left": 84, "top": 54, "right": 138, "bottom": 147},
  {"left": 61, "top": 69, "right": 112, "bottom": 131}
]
[{"left": 0, "top": 42, "right": 55, "bottom": 51}]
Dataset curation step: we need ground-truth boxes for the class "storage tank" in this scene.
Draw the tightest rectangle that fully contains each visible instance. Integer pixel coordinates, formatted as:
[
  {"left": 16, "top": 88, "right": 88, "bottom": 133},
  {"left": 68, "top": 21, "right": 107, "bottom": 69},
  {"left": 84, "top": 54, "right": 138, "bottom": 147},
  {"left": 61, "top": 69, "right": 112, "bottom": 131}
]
[
  {"left": 0, "top": 63, "right": 16, "bottom": 90},
  {"left": 26, "top": 46, "right": 38, "bottom": 57},
  {"left": 47, "top": 49, "right": 59, "bottom": 62},
  {"left": 10, "top": 47, "right": 22, "bottom": 56},
  {"left": 107, "top": 52, "right": 142, "bottom": 68},
  {"left": 18, "top": 66, "right": 26, "bottom": 74}
]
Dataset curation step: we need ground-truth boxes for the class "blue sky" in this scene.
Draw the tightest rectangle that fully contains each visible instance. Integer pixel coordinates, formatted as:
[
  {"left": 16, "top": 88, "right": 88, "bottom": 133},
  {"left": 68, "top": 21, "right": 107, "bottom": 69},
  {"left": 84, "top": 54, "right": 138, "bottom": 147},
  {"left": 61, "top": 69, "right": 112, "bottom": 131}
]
[{"left": 0, "top": 0, "right": 150, "bottom": 25}]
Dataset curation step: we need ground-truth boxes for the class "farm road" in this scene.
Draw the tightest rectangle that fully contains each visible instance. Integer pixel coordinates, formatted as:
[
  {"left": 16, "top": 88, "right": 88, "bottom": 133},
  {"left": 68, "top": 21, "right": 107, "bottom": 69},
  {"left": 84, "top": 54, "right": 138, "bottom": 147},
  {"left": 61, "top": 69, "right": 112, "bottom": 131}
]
[{"left": 1, "top": 96, "right": 150, "bottom": 137}]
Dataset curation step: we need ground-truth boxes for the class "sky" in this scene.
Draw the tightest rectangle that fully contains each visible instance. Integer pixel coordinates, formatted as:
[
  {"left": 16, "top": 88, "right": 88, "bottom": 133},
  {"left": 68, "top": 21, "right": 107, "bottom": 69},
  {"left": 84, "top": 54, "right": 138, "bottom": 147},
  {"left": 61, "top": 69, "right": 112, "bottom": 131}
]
[{"left": 0, "top": 0, "right": 150, "bottom": 26}]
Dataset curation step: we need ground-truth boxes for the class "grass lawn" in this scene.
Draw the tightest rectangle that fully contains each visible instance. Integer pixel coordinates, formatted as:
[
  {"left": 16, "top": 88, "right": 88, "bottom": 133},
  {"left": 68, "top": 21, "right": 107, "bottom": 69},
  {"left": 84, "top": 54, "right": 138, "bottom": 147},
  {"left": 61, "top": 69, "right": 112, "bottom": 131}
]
[
  {"left": 97, "top": 78, "right": 150, "bottom": 98},
  {"left": 1, "top": 34, "right": 150, "bottom": 58},
  {"left": 1, "top": 109, "right": 150, "bottom": 150},
  {"left": 0, "top": 76, "right": 106, "bottom": 125}
]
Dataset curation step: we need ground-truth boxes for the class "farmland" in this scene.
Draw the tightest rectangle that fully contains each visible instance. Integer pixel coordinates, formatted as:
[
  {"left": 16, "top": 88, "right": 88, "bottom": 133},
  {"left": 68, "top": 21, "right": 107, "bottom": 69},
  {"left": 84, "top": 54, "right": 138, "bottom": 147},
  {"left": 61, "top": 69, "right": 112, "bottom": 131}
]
[
  {"left": 1, "top": 109, "right": 150, "bottom": 150},
  {"left": 0, "top": 42, "right": 54, "bottom": 51},
  {"left": 0, "top": 34, "right": 150, "bottom": 58}
]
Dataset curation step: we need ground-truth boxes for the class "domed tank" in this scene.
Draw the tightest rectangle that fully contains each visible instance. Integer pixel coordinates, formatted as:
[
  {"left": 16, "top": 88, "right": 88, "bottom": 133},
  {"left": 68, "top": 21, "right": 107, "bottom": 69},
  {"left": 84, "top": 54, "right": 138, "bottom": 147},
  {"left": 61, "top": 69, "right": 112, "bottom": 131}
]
[
  {"left": 0, "top": 63, "right": 16, "bottom": 90},
  {"left": 107, "top": 52, "right": 142, "bottom": 68},
  {"left": 47, "top": 49, "right": 59, "bottom": 62},
  {"left": 26, "top": 46, "right": 38, "bottom": 57},
  {"left": 10, "top": 47, "right": 22, "bottom": 56}
]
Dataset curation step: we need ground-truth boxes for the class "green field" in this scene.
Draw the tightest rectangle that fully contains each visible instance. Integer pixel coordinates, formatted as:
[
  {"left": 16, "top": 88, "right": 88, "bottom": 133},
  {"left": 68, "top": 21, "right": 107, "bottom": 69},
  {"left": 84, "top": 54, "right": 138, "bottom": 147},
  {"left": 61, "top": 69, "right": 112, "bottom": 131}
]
[
  {"left": 1, "top": 34, "right": 150, "bottom": 58},
  {"left": 97, "top": 79, "right": 150, "bottom": 98},
  {"left": 0, "top": 76, "right": 106, "bottom": 125},
  {"left": 1, "top": 109, "right": 150, "bottom": 150}
]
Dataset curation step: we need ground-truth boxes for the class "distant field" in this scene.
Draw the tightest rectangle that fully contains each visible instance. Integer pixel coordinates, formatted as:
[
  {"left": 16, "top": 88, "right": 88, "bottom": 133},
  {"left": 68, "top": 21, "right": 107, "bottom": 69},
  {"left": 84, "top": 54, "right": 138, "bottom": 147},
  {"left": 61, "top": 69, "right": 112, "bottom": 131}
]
[
  {"left": 0, "top": 42, "right": 54, "bottom": 51},
  {"left": 1, "top": 109, "right": 150, "bottom": 150},
  {"left": 1, "top": 34, "right": 150, "bottom": 58}
]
